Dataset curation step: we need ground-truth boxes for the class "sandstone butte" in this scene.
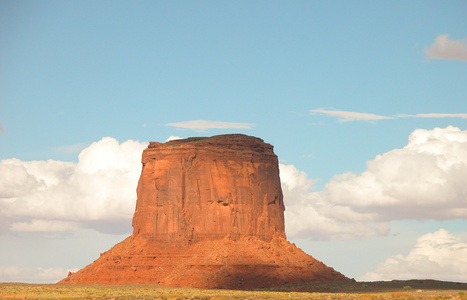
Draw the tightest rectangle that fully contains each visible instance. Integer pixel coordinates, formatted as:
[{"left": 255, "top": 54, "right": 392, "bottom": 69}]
[{"left": 60, "top": 134, "right": 349, "bottom": 289}]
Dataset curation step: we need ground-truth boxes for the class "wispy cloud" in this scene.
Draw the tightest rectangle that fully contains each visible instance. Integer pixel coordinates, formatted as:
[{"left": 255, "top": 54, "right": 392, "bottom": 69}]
[
  {"left": 0, "top": 121, "right": 5, "bottom": 133},
  {"left": 54, "top": 143, "right": 88, "bottom": 155},
  {"left": 311, "top": 108, "right": 467, "bottom": 123},
  {"left": 310, "top": 108, "right": 393, "bottom": 122},
  {"left": 398, "top": 113, "right": 467, "bottom": 119},
  {"left": 424, "top": 34, "right": 467, "bottom": 61},
  {"left": 166, "top": 120, "right": 254, "bottom": 132}
]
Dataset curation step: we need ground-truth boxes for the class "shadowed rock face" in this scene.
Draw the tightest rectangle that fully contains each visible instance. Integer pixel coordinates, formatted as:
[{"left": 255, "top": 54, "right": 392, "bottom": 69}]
[
  {"left": 60, "top": 134, "right": 349, "bottom": 289},
  {"left": 132, "top": 134, "right": 285, "bottom": 243}
]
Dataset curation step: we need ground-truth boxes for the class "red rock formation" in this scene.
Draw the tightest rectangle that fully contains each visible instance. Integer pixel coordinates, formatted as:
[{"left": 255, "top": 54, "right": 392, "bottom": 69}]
[
  {"left": 60, "top": 134, "right": 349, "bottom": 289},
  {"left": 133, "top": 135, "right": 285, "bottom": 243}
]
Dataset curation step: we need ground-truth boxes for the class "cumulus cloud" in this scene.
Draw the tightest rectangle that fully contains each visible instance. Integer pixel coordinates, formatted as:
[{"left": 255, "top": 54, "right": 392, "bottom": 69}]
[
  {"left": 280, "top": 163, "right": 390, "bottom": 240},
  {"left": 325, "top": 126, "right": 467, "bottom": 220},
  {"left": 281, "top": 126, "right": 467, "bottom": 240},
  {"left": 0, "top": 265, "right": 78, "bottom": 283},
  {"left": 310, "top": 108, "right": 393, "bottom": 122},
  {"left": 0, "top": 137, "right": 147, "bottom": 233},
  {"left": 424, "top": 34, "right": 467, "bottom": 61},
  {"left": 166, "top": 120, "right": 254, "bottom": 132},
  {"left": 361, "top": 229, "right": 467, "bottom": 282}
]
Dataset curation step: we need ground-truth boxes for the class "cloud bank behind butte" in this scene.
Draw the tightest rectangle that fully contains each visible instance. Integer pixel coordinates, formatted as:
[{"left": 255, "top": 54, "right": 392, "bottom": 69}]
[{"left": 1, "top": 126, "right": 467, "bottom": 282}]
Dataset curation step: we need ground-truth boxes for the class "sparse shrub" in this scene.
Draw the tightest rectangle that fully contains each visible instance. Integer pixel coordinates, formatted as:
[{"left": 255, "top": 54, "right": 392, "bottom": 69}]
[
  {"left": 403, "top": 285, "right": 412, "bottom": 291},
  {"left": 459, "top": 291, "right": 465, "bottom": 296}
]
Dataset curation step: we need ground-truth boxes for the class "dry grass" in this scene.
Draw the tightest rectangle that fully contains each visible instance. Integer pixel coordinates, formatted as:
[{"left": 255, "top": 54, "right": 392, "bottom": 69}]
[{"left": 0, "top": 280, "right": 466, "bottom": 299}]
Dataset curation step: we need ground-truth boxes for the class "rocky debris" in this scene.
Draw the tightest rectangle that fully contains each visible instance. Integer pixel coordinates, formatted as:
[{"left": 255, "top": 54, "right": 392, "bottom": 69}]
[{"left": 60, "top": 134, "right": 349, "bottom": 289}]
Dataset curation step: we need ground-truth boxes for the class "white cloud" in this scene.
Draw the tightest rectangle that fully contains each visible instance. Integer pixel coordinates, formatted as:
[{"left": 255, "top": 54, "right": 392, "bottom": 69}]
[
  {"left": 398, "top": 113, "right": 467, "bottom": 119},
  {"left": 417, "top": 113, "right": 467, "bottom": 119},
  {"left": 280, "top": 164, "right": 390, "bottom": 240},
  {"left": 54, "top": 143, "right": 87, "bottom": 155},
  {"left": 10, "top": 219, "right": 78, "bottom": 232},
  {"left": 360, "top": 229, "right": 467, "bottom": 282},
  {"left": 424, "top": 34, "right": 467, "bottom": 61},
  {"left": 0, "top": 159, "right": 76, "bottom": 199},
  {"left": 325, "top": 126, "right": 467, "bottom": 220},
  {"left": 310, "top": 108, "right": 392, "bottom": 122},
  {"left": 281, "top": 126, "right": 467, "bottom": 240},
  {"left": 311, "top": 108, "right": 467, "bottom": 122},
  {"left": 0, "top": 265, "right": 78, "bottom": 283},
  {"left": 0, "top": 137, "right": 147, "bottom": 233},
  {"left": 165, "top": 135, "right": 183, "bottom": 142},
  {"left": 166, "top": 120, "right": 254, "bottom": 132}
]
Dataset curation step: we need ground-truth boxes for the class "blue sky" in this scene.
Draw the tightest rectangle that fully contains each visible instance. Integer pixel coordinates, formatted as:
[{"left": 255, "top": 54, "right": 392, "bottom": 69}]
[{"left": 1, "top": 1, "right": 467, "bottom": 283}]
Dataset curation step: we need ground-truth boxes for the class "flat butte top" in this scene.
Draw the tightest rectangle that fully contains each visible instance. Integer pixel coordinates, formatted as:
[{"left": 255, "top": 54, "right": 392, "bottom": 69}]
[{"left": 143, "top": 134, "right": 276, "bottom": 161}]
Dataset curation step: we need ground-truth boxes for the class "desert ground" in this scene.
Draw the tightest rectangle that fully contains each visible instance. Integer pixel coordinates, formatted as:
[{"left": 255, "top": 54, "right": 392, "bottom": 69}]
[{"left": 1, "top": 280, "right": 466, "bottom": 299}]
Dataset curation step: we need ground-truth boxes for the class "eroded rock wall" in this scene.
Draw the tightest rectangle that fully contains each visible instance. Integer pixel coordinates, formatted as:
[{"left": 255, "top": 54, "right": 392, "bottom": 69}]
[{"left": 132, "top": 135, "right": 285, "bottom": 243}]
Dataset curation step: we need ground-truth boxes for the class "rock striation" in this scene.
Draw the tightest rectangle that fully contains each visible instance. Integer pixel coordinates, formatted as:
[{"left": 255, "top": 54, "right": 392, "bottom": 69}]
[{"left": 60, "top": 134, "right": 349, "bottom": 289}]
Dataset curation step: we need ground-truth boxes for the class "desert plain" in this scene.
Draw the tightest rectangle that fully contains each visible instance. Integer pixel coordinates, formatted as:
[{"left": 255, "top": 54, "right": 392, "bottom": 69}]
[{"left": 1, "top": 279, "right": 467, "bottom": 299}]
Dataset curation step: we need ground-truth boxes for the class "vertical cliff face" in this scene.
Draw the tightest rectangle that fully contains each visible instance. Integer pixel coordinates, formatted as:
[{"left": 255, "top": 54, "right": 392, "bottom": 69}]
[
  {"left": 132, "top": 135, "right": 285, "bottom": 243},
  {"left": 60, "top": 134, "right": 349, "bottom": 289}
]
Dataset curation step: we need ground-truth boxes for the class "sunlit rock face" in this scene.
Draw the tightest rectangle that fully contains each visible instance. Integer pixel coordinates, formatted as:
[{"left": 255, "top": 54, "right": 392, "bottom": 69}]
[
  {"left": 132, "top": 134, "right": 285, "bottom": 243},
  {"left": 60, "top": 134, "right": 349, "bottom": 289}
]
